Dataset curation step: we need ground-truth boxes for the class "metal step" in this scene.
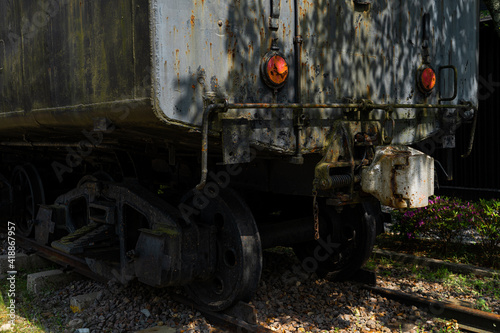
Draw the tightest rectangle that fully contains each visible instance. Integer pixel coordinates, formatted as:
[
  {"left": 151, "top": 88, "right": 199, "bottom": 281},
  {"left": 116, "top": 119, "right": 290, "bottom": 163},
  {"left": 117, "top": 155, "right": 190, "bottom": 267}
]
[{"left": 51, "top": 223, "right": 113, "bottom": 254}]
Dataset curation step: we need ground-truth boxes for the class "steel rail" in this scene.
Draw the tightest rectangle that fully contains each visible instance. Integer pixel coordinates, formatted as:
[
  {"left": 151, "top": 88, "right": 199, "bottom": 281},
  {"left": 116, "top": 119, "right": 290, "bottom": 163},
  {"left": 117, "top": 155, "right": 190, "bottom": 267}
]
[
  {"left": 170, "top": 295, "right": 274, "bottom": 333},
  {"left": 196, "top": 100, "right": 475, "bottom": 189},
  {"left": 364, "top": 285, "right": 500, "bottom": 333},
  {"left": 7, "top": 229, "right": 273, "bottom": 333},
  {"left": 12, "top": 232, "right": 108, "bottom": 283}
]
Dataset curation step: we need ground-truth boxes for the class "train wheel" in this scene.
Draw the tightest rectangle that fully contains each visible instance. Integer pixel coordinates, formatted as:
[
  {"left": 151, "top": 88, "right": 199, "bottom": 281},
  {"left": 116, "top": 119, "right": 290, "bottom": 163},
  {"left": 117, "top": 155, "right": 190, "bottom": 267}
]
[
  {"left": 10, "top": 164, "right": 45, "bottom": 236},
  {"left": 182, "top": 188, "right": 262, "bottom": 311},
  {"left": 293, "top": 202, "right": 376, "bottom": 280}
]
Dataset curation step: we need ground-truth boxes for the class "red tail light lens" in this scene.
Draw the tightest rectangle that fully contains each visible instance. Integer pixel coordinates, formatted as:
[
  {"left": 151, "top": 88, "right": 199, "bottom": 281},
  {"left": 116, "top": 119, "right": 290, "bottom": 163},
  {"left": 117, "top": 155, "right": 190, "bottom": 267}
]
[
  {"left": 261, "top": 52, "right": 289, "bottom": 89},
  {"left": 267, "top": 55, "right": 288, "bottom": 85},
  {"left": 420, "top": 67, "right": 436, "bottom": 92}
]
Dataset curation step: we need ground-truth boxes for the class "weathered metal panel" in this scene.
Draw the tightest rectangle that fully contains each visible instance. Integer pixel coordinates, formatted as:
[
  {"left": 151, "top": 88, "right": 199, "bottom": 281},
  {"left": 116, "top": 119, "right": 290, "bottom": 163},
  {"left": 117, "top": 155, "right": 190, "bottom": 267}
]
[
  {"left": 150, "top": 0, "right": 295, "bottom": 125},
  {"left": 0, "top": 1, "right": 479, "bottom": 154},
  {"left": 0, "top": 0, "right": 154, "bottom": 134},
  {"left": 298, "top": 0, "right": 479, "bottom": 145},
  {"left": 0, "top": 1, "right": 143, "bottom": 109},
  {"left": 299, "top": 0, "right": 479, "bottom": 105},
  {"left": 151, "top": 0, "right": 479, "bottom": 152}
]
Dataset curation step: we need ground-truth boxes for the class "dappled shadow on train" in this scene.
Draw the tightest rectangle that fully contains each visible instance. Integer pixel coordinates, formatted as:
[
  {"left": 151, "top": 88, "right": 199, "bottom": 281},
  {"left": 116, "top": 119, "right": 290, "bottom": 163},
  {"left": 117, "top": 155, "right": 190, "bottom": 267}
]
[{"left": 172, "top": 0, "right": 477, "bottom": 153}]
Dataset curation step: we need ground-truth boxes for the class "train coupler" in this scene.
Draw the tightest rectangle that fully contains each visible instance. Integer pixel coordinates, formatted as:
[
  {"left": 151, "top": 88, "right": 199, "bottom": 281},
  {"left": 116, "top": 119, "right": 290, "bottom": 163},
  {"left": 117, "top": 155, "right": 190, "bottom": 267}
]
[{"left": 361, "top": 146, "right": 434, "bottom": 209}]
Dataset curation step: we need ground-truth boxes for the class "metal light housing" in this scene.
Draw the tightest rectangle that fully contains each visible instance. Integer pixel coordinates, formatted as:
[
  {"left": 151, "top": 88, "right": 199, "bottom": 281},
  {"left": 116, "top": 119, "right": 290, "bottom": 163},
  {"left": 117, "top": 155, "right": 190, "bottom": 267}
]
[
  {"left": 260, "top": 51, "right": 289, "bottom": 89},
  {"left": 417, "top": 66, "right": 437, "bottom": 94}
]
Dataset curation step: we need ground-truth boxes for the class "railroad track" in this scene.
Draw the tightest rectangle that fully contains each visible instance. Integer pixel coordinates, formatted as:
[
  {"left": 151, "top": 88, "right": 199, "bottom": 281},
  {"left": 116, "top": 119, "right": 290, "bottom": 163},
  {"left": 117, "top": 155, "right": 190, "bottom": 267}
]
[
  {"left": 8, "top": 231, "right": 500, "bottom": 333},
  {"left": 9, "top": 231, "right": 273, "bottom": 333},
  {"left": 364, "top": 285, "right": 500, "bottom": 333}
]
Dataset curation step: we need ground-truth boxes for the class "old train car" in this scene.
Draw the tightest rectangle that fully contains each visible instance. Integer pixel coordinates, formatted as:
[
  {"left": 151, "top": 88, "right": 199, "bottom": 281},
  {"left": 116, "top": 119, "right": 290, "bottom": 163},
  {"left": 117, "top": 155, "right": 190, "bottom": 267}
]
[{"left": 0, "top": 0, "right": 478, "bottom": 310}]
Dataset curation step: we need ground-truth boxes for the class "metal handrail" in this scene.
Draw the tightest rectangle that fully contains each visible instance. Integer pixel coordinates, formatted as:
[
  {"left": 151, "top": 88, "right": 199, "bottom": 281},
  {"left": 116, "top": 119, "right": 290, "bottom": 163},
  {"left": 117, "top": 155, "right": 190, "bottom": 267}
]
[{"left": 196, "top": 100, "right": 475, "bottom": 190}]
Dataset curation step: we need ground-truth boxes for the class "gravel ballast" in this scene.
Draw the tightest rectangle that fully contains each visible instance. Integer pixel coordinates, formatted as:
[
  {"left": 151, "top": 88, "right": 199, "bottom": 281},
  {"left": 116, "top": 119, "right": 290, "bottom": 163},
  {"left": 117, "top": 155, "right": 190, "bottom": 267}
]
[{"left": 7, "top": 246, "right": 497, "bottom": 333}]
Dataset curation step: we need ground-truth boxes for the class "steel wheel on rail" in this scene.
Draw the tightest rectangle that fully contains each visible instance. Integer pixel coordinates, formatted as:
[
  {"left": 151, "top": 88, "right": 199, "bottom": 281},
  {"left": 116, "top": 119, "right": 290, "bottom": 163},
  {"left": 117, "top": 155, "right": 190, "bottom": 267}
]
[
  {"left": 293, "top": 201, "right": 376, "bottom": 281},
  {"left": 181, "top": 188, "right": 262, "bottom": 311},
  {"left": 10, "top": 164, "right": 46, "bottom": 237}
]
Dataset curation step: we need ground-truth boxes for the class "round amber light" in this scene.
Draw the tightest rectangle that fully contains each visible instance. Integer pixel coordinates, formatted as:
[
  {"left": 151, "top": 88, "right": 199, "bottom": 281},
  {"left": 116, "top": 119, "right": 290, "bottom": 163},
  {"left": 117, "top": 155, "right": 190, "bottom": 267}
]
[
  {"left": 421, "top": 67, "right": 436, "bottom": 91},
  {"left": 266, "top": 55, "right": 289, "bottom": 86}
]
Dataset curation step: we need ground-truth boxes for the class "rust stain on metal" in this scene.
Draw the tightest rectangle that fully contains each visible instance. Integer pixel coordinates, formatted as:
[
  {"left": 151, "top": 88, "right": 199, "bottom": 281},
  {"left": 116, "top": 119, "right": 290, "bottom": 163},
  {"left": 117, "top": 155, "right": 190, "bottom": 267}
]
[
  {"left": 190, "top": 15, "right": 195, "bottom": 27},
  {"left": 353, "top": 53, "right": 376, "bottom": 60},
  {"left": 175, "top": 49, "right": 180, "bottom": 86},
  {"left": 228, "top": 49, "right": 235, "bottom": 64},
  {"left": 354, "top": 21, "right": 361, "bottom": 38},
  {"left": 299, "top": 5, "right": 306, "bottom": 19},
  {"left": 225, "top": 20, "right": 234, "bottom": 38},
  {"left": 248, "top": 42, "right": 254, "bottom": 54}
]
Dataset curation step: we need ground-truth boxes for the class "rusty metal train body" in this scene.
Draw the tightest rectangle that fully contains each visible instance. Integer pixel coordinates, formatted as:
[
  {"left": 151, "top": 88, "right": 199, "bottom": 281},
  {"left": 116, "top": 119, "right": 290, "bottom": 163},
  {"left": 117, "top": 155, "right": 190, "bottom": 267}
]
[{"left": 0, "top": 0, "right": 478, "bottom": 310}]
